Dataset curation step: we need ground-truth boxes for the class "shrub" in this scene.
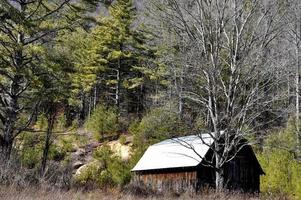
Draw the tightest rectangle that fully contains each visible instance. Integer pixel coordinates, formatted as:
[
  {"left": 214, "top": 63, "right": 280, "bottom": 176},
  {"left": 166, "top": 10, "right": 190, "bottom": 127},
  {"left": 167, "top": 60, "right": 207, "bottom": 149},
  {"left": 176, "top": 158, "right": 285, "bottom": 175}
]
[
  {"left": 259, "top": 149, "right": 294, "bottom": 195},
  {"left": 75, "top": 145, "right": 131, "bottom": 188},
  {"left": 259, "top": 148, "right": 301, "bottom": 199},
  {"left": 60, "top": 137, "right": 75, "bottom": 153},
  {"left": 19, "top": 131, "right": 69, "bottom": 168},
  {"left": 109, "top": 156, "right": 131, "bottom": 186},
  {"left": 291, "top": 161, "right": 301, "bottom": 200},
  {"left": 35, "top": 114, "right": 48, "bottom": 130},
  {"left": 20, "top": 113, "right": 71, "bottom": 168},
  {"left": 258, "top": 122, "right": 301, "bottom": 199},
  {"left": 19, "top": 132, "right": 42, "bottom": 169},
  {"left": 74, "top": 161, "right": 102, "bottom": 186},
  {"left": 119, "top": 135, "right": 127, "bottom": 145},
  {"left": 85, "top": 104, "right": 119, "bottom": 141},
  {"left": 55, "top": 112, "right": 67, "bottom": 131},
  {"left": 48, "top": 145, "right": 66, "bottom": 161},
  {"left": 93, "top": 145, "right": 131, "bottom": 187},
  {"left": 21, "top": 147, "right": 41, "bottom": 169}
]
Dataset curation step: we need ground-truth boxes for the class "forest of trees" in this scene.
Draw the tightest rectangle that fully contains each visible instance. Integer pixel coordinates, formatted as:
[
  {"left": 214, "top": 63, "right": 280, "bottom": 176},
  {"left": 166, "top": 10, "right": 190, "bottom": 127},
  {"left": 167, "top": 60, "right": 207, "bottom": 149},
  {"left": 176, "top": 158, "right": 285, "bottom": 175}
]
[{"left": 1, "top": 0, "right": 301, "bottom": 199}]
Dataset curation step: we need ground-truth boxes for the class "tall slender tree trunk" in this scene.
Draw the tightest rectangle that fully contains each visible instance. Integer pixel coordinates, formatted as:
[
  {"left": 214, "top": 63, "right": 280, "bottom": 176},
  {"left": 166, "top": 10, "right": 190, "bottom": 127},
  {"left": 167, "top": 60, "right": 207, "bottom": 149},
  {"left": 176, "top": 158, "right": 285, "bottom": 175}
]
[
  {"left": 1, "top": 3, "right": 27, "bottom": 161},
  {"left": 288, "top": 71, "right": 291, "bottom": 107},
  {"left": 1, "top": 29, "right": 24, "bottom": 161},
  {"left": 79, "top": 93, "right": 86, "bottom": 124},
  {"left": 0, "top": 139, "right": 13, "bottom": 162},
  {"left": 40, "top": 113, "right": 55, "bottom": 176},
  {"left": 116, "top": 64, "right": 120, "bottom": 110},
  {"left": 296, "top": 49, "right": 300, "bottom": 152},
  {"left": 115, "top": 43, "right": 124, "bottom": 117},
  {"left": 295, "top": 18, "right": 300, "bottom": 154},
  {"left": 208, "top": 84, "right": 225, "bottom": 190},
  {"left": 88, "top": 96, "right": 92, "bottom": 118},
  {"left": 215, "top": 165, "right": 224, "bottom": 191},
  {"left": 2, "top": 96, "right": 18, "bottom": 161},
  {"left": 214, "top": 130, "right": 224, "bottom": 191},
  {"left": 178, "top": 69, "right": 184, "bottom": 117},
  {"left": 94, "top": 85, "right": 97, "bottom": 109}
]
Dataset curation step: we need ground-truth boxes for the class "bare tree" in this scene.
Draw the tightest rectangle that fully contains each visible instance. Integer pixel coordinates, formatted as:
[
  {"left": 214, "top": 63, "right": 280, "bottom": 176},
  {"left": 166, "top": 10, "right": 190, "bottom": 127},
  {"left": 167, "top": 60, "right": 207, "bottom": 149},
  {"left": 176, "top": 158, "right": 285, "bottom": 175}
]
[
  {"left": 285, "top": 0, "right": 301, "bottom": 155},
  {"left": 149, "top": 0, "right": 284, "bottom": 190}
]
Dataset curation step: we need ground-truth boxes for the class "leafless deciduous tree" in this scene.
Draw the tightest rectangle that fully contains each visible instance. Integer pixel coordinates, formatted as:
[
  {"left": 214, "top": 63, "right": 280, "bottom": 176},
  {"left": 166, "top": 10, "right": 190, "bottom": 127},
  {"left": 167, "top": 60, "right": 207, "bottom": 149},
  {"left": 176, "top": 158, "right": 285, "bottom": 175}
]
[
  {"left": 149, "top": 0, "right": 285, "bottom": 190},
  {"left": 285, "top": 0, "right": 301, "bottom": 154}
]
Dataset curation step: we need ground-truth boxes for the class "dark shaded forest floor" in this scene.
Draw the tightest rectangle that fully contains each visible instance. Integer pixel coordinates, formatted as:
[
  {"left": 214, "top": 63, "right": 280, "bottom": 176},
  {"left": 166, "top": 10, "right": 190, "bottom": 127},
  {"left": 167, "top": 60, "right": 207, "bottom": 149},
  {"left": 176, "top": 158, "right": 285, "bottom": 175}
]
[{"left": 0, "top": 186, "right": 290, "bottom": 200}]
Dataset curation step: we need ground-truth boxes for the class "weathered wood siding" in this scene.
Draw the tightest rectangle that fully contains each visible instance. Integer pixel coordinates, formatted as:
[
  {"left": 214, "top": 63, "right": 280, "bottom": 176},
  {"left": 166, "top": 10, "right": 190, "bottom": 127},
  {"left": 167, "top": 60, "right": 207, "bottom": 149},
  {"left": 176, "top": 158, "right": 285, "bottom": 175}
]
[
  {"left": 133, "top": 170, "right": 198, "bottom": 193},
  {"left": 132, "top": 144, "right": 263, "bottom": 193},
  {"left": 224, "top": 147, "right": 261, "bottom": 192}
]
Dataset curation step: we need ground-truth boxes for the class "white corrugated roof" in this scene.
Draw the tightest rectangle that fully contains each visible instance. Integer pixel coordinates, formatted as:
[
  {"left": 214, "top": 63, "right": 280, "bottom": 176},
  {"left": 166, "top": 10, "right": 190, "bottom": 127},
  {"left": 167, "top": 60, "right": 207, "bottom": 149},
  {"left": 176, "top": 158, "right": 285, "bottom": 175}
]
[{"left": 132, "top": 134, "right": 215, "bottom": 171}]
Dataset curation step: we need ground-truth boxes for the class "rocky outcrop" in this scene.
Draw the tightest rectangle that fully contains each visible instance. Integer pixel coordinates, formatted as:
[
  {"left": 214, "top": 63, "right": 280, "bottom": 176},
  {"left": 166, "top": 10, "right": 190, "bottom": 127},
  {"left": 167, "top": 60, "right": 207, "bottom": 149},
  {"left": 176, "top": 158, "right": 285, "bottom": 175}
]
[
  {"left": 107, "top": 140, "right": 132, "bottom": 161},
  {"left": 71, "top": 135, "right": 133, "bottom": 176}
]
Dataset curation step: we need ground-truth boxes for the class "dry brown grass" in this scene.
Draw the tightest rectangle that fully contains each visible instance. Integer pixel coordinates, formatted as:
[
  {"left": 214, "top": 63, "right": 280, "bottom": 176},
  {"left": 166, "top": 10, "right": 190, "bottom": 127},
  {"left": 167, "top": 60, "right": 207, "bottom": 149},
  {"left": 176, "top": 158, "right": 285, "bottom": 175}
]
[
  {"left": 0, "top": 176, "right": 291, "bottom": 200},
  {"left": 0, "top": 186, "right": 290, "bottom": 200}
]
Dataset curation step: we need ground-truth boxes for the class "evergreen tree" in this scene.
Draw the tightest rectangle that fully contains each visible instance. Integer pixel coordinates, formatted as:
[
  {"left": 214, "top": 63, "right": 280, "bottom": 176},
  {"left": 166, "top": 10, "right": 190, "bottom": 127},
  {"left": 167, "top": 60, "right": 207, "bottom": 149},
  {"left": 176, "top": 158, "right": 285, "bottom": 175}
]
[
  {"left": 0, "top": 0, "right": 99, "bottom": 161},
  {"left": 91, "top": 0, "right": 153, "bottom": 116}
]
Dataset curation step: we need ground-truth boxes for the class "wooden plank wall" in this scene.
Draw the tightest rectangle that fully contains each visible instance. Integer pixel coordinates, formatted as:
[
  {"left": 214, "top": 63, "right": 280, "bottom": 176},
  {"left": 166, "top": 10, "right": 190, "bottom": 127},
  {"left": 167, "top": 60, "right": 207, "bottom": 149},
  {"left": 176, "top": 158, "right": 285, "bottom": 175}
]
[
  {"left": 225, "top": 154, "right": 260, "bottom": 192},
  {"left": 133, "top": 171, "right": 198, "bottom": 193}
]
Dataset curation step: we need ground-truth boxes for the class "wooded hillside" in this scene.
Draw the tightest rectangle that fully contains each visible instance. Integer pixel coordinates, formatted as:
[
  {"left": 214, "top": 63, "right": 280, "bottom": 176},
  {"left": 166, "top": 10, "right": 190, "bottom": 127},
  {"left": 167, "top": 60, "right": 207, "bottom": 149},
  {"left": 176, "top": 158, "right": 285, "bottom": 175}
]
[{"left": 0, "top": 0, "right": 300, "bottom": 199}]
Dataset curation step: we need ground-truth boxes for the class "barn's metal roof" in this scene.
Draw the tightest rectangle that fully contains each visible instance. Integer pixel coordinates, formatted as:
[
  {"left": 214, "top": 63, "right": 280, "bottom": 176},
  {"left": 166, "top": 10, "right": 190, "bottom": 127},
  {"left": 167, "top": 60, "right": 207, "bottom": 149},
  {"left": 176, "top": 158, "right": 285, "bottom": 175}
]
[{"left": 132, "top": 134, "right": 215, "bottom": 171}]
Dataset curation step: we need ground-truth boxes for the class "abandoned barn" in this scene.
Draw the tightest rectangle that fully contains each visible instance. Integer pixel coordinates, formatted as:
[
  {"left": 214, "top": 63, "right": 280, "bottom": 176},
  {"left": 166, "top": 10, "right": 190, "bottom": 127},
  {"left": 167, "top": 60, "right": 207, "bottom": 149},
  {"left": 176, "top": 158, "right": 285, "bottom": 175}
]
[{"left": 132, "top": 134, "right": 264, "bottom": 193}]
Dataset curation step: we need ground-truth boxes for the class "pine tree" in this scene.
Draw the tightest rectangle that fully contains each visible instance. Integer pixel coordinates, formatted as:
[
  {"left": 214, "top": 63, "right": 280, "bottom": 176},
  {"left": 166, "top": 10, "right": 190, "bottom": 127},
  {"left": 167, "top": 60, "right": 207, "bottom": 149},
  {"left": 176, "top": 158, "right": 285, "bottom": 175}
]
[
  {"left": 91, "top": 0, "right": 153, "bottom": 116},
  {"left": 0, "top": 0, "right": 98, "bottom": 161}
]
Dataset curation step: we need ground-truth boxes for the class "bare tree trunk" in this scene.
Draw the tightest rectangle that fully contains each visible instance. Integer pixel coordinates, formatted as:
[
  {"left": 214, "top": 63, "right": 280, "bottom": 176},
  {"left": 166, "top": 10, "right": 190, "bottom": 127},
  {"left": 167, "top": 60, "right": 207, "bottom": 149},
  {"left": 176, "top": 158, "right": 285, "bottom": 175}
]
[
  {"left": 214, "top": 129, "right": 224, "bottom": 191},
  {"left": 88, "top": 96, "right": 92, "bottom": 118},
  {"left": 116, "top": 65, "right": 120, "bottom": 110},
  {"left": 94, "top": 85, "right": 97, "bottom": 109},
  {"left": 296, "top": 49, "right": 300, "bottom": 152},
  {"left": 288, "top": 71, "right": 291, "bottom": 106},
  {"left": 215, "top": 162, "right": 224, "bottom": 191},
  {"left": 295, "top": 16, "right": 300, "bottom": 153},
  {"left": 178, "top": 69, "right": 184, "bottom": 117}
]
